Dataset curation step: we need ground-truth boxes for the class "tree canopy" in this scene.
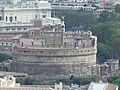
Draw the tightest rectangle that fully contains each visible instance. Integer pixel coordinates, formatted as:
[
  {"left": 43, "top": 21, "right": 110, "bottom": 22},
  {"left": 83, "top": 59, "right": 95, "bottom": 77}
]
[
  {"left": 0, "top": 53, "right": 12, "bottom": 62},
  {"left": 115, "top": 4, "right": 120, "bottom": 13},
  {"left": 56, "top": 11, "right": 97, "bottom": 31},
  {"left": 91, "top": 21, "right": 120, "bottom": 58},
  {"left": 97, "top": 43, "right": 111, "bottom": 63},
  {"left": 107, "top": 76, "right": 120, "bottom": 90}
]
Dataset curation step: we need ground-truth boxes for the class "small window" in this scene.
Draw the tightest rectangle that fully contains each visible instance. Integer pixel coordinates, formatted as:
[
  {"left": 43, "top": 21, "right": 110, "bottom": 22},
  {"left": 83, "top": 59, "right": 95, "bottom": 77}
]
[
  {"left": 31, "top": 31, "right": 34, "bottom": 35},
  {"left": 42, "top": 42, "right": 43, "bottom": 46},
  {"left": 21, "top": 42, "right": 23, "bottom": 46},
  {"left": 41, "top": 51, "right": 43, "bottom": 53},
  {"left": 9, "top": 16, "right": 13, "bottom": 22},
  {"left": 6, "top": 17, "right": 8, "bottom": 21},
  {"left": 35, "top": 15, "right": 37, "bottom": 18},
  {"left": 64, "top": 42, "right": 67, "bottom": 47},
  {"left": 0, "top": 16, "right": 2, "bottom": 20},
  {"left": 42, "top": 15, "right": 46, "bottom": 18},
  {"left": 15, "top": 16, "right": 17, "bottom": 21},
  {"left": 31, "top": 42, "right": 33, "bottom": 46}
]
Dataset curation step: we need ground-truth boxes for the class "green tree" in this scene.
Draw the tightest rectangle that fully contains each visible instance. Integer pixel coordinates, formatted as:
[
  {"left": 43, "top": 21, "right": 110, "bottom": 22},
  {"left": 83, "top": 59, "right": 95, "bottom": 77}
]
[
  {"left": 97, "top": 10, "right": 120, "bottom": 22},
  {"left": 91, "top": 21, "right": 120, "bottom": 58},
  {"left": 107, "top": 76, "right": 120, "bottom": 83},
  {"left": 56, "top": 11, "right": 97, "bottom": 31},
  {"left": 112, "top": 79, "right": 120, "bottom": 89},
  {"left": 115, "top": 4, "right": 120, "bottom": 13},
  {"left": 107, "top": 76, "right": 120, "bottom": 90},
  {"left": 97, "top": 11, "right": 110, "bottom": 23},
  {"left": 0, "top": 53, "right": 12, "bottom": 62},
  {"left": 110, "top": 29, "right": 120, "bottom": 57},
  {"left": 97, "top": 43, "right": 111, "bottom": 64},
  {"left": 91, "top": 21, "right": 120, "bottom": 44}
]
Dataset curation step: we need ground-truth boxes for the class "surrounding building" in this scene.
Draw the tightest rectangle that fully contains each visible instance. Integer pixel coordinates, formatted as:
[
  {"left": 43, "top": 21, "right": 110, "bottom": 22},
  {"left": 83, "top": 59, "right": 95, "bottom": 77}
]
[
  {"left": 88, "top": 81, "right": 119, "bottom": 90},
  {"left": 0, "top": 0, "right": 61, "bottom": 33},
  {"left": 0, "top": 34, "right": 15, "bottom": 54},
  {"left": 69, "top": 84, "right": 81, "bottom": 90}
]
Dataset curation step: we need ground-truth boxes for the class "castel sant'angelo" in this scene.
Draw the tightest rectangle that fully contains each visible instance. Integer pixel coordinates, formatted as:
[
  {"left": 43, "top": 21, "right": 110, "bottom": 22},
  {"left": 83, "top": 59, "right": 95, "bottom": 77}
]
[
  {"left": 9, "top": 20, "right": 97, "bottom": 78},
  {"left": 0, "top": 0, "right": 97, "bottom": 79}
]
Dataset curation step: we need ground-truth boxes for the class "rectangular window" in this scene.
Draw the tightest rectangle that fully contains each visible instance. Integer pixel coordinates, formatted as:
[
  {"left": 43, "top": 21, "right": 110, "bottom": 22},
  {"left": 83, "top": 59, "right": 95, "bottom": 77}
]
[
  {"left": 42, "top": 15, "right": 46, "bottom": 18},
  {"left": 15, "top": 16, "right": 17, "bottom": 21},
  {"left": 9, "top": 16, "right": 12, "bottom": 22},
  {"left": 0, "top": 16, "right": 2, "bottom": 20},
  {"left": 6, "top": 17, "right": 7, "bottom": 21}
]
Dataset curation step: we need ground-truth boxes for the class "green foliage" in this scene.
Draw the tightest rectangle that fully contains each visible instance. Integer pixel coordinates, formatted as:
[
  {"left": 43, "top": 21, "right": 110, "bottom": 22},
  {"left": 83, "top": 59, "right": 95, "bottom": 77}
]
[
  {"left": 79, "top": 79, "right": 92, "bottom": 85},
  {"left": 56, "top": 11, "right": 97, "bottom": 31},
  {"left": 0, "top": 53, "right": 12, "bottom": 62},
  {"left": 91, "top": 21, "right": 120, "bottom": 44},
  {"left": 16, "top": 78, "right": 25, "bottom": 85},
  {"left": 16, "top": 78, "right": 42, "bottom": 85},
  {"left": 115, "top": 4, "right": 120, "bottom": 13},
  {"left": 97, "top": 10, "right": 120, "bottom": 23},
  {"left": 107, "top": 76, "right": 120, "bottom": 90},
  {"left": 97, "top": 11, "right": 110, "bottom": 22},
  {"left": 112, "top": 79, "right": 120, "bottom": 88},
  {"left": 16, "top": 77, "right": 93, "bottom": 85},
  {"left": 72, "top": 78, "right": 81, "bottom": 85},
  {"left": 24, "top": 78, "right": 34, "bottom": 85},
  {"left": 55, "top": 78, "right": 93, "bottom": 85},
  {"left": 107, "top": 76, "right": 120, "bottom": 83},
  {"left": 97, "top": 43, "right": 111, "bottom": 63},
  {"left": 55, "top": 78, "right": 72, "bottom": 85},
  {"left": 91, "top": 21, "right": 120, "bottom": 58}
]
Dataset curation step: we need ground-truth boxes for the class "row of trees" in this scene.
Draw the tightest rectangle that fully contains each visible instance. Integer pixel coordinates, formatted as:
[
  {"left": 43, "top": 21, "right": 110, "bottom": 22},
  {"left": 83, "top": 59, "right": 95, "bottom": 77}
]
[
  {"left": 56, "top": 4, "right": 120, "bottom": 63},
  {"left": 16, "top": 77, "right": 93, "bottom": 85},
  {"left": 56, "top": 11, "right": 97, "bottom": 31},
  {"left": 91, "top": 4, "right": 120, "bottom": 62}
]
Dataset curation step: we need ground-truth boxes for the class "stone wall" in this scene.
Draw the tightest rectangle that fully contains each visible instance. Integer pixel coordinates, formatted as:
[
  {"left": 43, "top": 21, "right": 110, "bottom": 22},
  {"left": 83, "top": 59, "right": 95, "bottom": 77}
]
[
  {"left": 10, "top": 47, "right": 96, "bottom": 78},
  {"left": 10, "top": 62, "right": 95, "bottom": 79}
]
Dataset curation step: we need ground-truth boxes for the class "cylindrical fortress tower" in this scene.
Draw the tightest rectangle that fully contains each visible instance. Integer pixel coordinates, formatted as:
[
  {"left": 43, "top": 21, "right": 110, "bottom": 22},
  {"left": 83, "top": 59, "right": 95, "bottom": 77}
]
[{"left": 10, "top": 24, "right": 97, "bottom": 79}]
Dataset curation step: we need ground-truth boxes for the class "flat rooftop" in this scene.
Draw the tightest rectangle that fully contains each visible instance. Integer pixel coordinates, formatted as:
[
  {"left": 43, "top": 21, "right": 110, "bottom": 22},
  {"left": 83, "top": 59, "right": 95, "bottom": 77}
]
[{"left": 0, "top": 71, "right": 27, "bottom": 77}]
